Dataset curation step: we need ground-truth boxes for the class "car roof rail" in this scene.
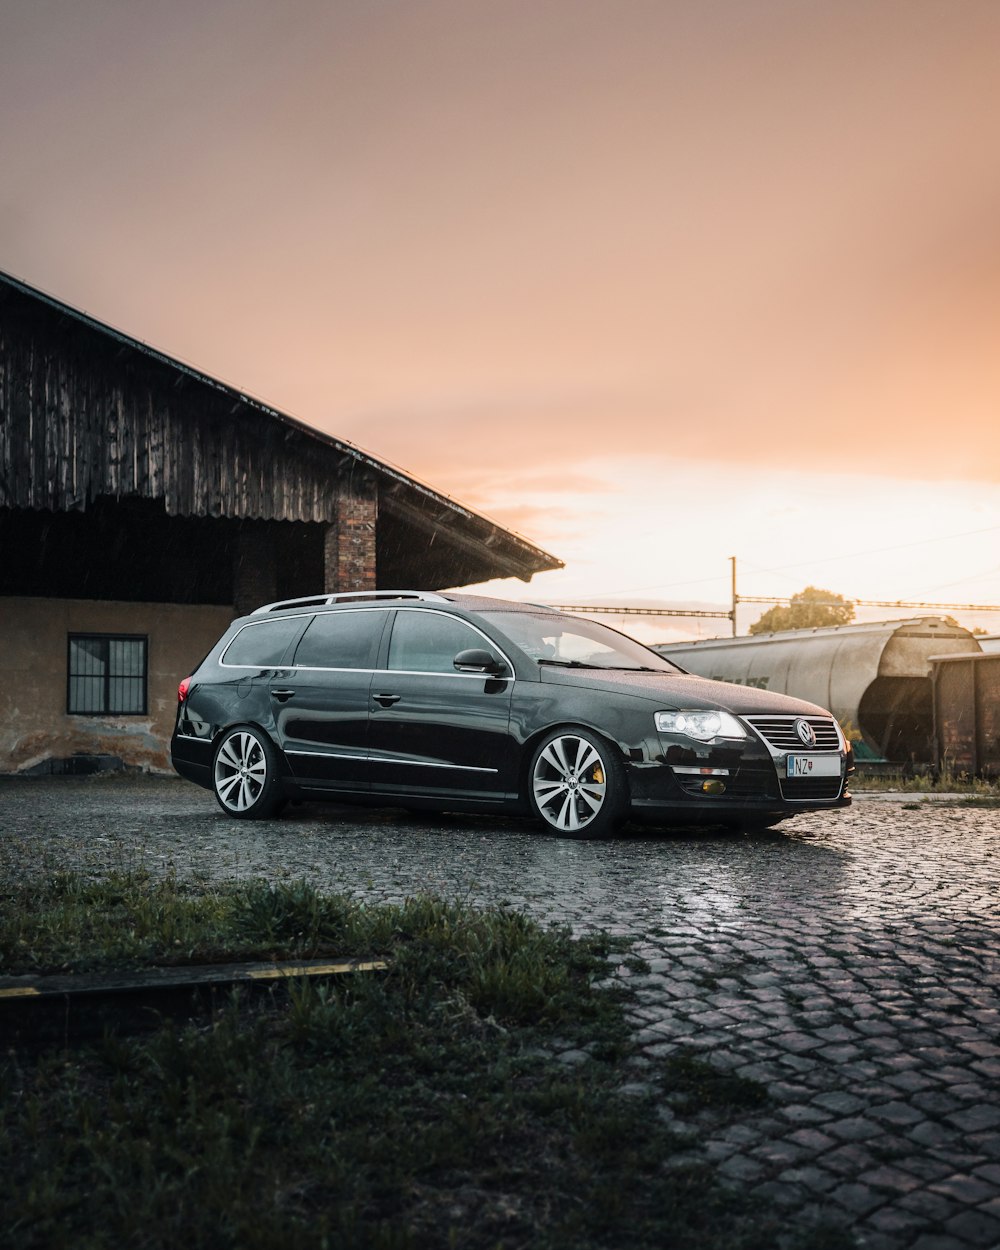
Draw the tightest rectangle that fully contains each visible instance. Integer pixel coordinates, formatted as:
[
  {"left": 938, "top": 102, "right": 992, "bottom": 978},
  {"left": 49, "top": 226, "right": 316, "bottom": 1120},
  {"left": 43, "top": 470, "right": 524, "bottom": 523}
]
[{"left": 251, "top": 590, "right": 451, "bottom": 615}]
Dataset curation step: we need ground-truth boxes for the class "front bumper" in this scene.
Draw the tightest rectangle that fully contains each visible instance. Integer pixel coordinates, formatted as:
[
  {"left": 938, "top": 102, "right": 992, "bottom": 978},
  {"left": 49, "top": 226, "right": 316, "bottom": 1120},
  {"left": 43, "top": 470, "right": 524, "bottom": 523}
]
[{"left": 625, "top": 718, "right": 852, "bottom": 823}]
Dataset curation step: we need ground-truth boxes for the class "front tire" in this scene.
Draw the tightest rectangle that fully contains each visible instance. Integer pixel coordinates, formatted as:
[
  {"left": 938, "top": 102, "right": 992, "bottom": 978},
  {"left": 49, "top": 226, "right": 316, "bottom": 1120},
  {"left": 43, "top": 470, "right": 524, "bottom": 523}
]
[
  {"left": 212, "top": 726, "right": 285, "bottom": 820},
  {"left": 528, "top": 728, "right": 627, "bottom": 839}
]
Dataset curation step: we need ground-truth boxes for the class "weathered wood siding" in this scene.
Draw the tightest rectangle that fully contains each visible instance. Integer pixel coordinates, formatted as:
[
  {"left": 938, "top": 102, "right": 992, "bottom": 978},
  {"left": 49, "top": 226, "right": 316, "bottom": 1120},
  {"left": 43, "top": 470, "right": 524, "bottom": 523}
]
[
  {"left": 0, "top": 273, "right": 562, "bottom": 585},
  {"left": 0, "top": 301, "right": 369, "bottom": 522}
]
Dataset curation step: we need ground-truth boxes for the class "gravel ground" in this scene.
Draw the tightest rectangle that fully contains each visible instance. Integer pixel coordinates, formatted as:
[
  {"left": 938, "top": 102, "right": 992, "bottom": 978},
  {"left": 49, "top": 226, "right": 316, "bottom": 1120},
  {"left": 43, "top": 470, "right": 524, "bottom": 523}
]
[{"left": 2, "top": 776, "right": 999, "bottom": 1249}]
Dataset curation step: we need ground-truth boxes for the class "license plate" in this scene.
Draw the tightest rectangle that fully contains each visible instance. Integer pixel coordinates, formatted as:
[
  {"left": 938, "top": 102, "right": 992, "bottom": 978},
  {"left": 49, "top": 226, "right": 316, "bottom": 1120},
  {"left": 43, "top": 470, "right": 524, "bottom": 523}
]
[{"left": 786, "top": 754, "right": 842, "bottom": 778}]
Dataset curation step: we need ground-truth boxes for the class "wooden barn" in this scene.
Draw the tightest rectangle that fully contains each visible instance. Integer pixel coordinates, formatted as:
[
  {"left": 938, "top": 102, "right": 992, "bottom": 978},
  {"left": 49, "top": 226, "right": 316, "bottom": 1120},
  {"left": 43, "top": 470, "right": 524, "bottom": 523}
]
[{"left": 0, "top": 269, "right": 561, "bottom": 774}]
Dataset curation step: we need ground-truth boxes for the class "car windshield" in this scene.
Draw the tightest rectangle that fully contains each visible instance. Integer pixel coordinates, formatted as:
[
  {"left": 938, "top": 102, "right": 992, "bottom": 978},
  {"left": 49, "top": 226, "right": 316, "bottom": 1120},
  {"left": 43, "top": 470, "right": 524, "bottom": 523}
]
[{"left": 478, "top": 611, "right": 682, "bottom": 673}]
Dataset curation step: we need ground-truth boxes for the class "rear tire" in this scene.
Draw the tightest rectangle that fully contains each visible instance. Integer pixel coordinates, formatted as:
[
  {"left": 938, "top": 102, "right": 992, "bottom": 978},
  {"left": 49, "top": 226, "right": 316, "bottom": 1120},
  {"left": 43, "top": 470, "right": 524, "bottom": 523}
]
[
  {"left": 528, "top": 728, "right": 627, "bottom": 839},
  {"left": 212, "top": 726, "right": 285, "bottom": 820}
]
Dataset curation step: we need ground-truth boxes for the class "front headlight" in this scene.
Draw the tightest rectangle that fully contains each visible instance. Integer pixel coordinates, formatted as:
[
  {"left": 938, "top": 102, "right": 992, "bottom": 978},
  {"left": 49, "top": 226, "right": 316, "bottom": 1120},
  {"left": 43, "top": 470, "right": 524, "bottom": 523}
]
[{"left": 655, "top": 709, "right": 746, "bottom": 741}]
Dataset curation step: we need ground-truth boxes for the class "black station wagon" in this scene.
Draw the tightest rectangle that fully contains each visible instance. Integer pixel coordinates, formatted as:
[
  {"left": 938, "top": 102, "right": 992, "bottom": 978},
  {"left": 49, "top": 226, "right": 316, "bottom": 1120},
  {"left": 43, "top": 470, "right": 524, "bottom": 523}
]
[{"left": 171, "top": 591, "right": 853, "bottom": 838}]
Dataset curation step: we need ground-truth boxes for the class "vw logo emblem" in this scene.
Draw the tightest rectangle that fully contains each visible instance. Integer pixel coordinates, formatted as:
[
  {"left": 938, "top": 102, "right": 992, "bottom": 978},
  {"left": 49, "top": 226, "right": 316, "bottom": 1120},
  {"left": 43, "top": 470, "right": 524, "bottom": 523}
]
[{"left": 795, "top": 718, "right": 817, "bottom": 748}]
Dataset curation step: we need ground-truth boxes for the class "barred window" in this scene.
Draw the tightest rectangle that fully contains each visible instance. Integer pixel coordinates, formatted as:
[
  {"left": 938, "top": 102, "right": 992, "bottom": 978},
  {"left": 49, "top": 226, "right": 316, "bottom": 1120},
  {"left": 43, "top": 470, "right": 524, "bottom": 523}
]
[{"left": 68, "top": 635, "right": 148, "bottom": 715}]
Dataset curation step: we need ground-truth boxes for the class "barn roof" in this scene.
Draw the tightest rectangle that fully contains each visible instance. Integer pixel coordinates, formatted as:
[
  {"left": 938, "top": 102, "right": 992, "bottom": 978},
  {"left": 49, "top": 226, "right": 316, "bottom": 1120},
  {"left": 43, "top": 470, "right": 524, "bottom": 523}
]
[{"left": 0, "top": 268, "right": 562, "bottom": 586}]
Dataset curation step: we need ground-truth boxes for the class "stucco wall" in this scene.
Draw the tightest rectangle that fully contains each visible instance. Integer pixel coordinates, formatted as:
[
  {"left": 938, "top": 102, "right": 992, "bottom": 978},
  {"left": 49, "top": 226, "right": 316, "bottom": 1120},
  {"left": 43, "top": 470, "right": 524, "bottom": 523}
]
[{"left": 0, "top": 597, "right": 235, "bottom": 773}]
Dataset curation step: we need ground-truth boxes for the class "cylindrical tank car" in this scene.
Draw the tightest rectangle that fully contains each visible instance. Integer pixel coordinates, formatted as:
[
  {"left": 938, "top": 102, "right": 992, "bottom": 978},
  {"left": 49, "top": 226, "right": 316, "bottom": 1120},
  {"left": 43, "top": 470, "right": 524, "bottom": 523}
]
[{"left": 653, "top": 617, "right": 980, "bottom": 765}]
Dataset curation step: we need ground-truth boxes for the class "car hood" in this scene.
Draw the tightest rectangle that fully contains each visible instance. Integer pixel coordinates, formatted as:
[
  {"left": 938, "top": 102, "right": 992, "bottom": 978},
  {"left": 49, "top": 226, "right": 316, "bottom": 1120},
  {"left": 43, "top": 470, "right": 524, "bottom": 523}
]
[{"left": 538, "top": 666, "right": 833, "bottom": 717}]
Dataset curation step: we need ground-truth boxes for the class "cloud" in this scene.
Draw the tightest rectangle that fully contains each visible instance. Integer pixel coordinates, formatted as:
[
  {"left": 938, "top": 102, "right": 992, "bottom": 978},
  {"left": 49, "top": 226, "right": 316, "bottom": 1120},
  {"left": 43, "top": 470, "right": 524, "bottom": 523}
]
[
  {"left": 4, "top": 0, "right": 1000, "bottom": 630},
  {"left": 476, "top": 502, "right": 591, "bottom": 544}
]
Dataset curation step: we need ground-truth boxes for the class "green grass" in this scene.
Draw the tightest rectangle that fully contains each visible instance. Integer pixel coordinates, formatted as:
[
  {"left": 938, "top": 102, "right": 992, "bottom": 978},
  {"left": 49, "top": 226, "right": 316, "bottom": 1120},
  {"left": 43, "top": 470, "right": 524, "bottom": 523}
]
[
  {"left": 1, "top": 872, "right": 401, "bottom": 974},
  {"left": 851, "top": 768, "right": 1000, "bottom": 796},
  {"left": 0, "top": 874, "right": 825, "bottom": 1250}
]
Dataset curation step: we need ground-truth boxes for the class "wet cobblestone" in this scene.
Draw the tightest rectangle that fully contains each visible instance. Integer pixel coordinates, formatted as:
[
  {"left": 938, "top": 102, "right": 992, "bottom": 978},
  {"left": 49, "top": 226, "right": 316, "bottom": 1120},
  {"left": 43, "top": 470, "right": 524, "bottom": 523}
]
[{"left": 1, "top": 777, "right": 998, "bottom": 1248}]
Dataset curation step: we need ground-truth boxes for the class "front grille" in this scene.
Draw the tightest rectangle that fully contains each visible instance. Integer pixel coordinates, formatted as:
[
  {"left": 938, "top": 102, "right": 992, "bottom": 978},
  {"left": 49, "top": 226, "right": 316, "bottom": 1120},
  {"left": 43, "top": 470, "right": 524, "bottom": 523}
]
[
  {"left": 780, "top": 776, "right": 845, "bottom": 801},
  {"left": 744, "top": 715, "right": 841, "bottom": 752},
  {"left": 725, "top": 762, "right": 780, "bottom": 800}
]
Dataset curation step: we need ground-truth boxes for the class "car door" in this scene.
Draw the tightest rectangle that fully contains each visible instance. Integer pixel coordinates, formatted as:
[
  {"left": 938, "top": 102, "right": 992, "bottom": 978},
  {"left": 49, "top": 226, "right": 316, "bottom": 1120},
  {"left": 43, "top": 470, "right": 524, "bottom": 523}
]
[
  {"left": 367, "top": 608, "right": 518, "bottom": 802},
  {"left": 273, "top": 608, "right": 388, "bottom": 793}
]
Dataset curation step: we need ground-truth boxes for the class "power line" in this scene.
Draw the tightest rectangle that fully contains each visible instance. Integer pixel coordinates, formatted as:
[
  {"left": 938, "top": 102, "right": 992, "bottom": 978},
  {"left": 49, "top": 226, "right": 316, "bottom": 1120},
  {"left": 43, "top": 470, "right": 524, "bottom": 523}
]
[
  {"left": 736, "top": 523, "right": 1000, "bottom": 578},
  {"left": 547, "top": 597, "right": 1000, "bottom": 622},
  {"left": 546, "top": 604, "right": 732, "bottom": 620},
  {"left": 582, "top": 524, "right": 1000, "bottom": 600},
  {"left": 736, "top": 596, "right": 1000, "bottom": 613},
  {"left": 544, "top": 558, "right": 1000, "bottom": 637}
]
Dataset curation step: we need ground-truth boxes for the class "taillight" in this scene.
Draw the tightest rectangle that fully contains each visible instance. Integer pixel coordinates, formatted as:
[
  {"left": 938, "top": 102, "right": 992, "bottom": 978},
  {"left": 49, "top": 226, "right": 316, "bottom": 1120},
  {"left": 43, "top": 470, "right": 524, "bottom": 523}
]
[{"left": 178, "top": 677, "right": 193, "bottom": 702}]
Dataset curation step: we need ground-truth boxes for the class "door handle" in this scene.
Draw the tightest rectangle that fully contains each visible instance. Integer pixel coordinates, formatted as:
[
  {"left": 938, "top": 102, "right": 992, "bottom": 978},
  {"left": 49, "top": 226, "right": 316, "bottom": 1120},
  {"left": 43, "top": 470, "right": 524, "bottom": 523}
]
[
  {"left": 270, "top": 689, "right": 296, "bottom": 702},
  {"left": 373, "top": 693, "right": 401, "bottom": 707}
]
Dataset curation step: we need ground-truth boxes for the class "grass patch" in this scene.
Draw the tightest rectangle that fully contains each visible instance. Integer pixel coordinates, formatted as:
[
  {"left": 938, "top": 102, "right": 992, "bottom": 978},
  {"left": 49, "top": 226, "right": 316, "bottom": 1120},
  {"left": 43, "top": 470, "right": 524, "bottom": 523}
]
[
  {"left": 1, "top": 871, "right": 395, "bottom": 975},
  {"left": 0, "top": 875, "right": 794, "bottom": 1250},
  {"left": 852, "top": 769, "right": 1000, "bottom": 796}
]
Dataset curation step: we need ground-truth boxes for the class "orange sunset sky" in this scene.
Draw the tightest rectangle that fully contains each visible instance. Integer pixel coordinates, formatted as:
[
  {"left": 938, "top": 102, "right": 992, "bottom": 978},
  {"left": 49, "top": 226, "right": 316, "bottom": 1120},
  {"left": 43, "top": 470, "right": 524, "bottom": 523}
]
[{"left": 2, "top": 0, "right": 1000, "bottom": 639}]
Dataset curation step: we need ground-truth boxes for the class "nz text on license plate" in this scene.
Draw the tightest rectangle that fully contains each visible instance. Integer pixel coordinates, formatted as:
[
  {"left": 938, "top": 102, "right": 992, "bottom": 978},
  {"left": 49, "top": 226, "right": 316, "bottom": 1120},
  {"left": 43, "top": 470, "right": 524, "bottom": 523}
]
[{"left": 786, "top": 754, "right": 841, "bottom": 778}]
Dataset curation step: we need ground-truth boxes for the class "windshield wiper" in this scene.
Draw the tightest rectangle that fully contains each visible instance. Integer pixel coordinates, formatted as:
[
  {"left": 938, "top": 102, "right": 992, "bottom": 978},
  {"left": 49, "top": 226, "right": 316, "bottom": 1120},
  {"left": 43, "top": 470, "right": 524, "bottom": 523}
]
[
  {"left": 548, "top": 663, "right": 662, "bottom": 672},
  {"left": 536, "top": 659, "right": 600, "bottom": 668}
]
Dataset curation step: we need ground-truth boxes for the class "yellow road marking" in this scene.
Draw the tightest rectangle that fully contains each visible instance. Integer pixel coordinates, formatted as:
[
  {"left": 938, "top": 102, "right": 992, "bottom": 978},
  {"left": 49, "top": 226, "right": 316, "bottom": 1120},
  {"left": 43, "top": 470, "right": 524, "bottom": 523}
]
[
  {"left": 247, "top": 961, "right": 387, "bottom": 980},
  {"left": 0, "top": 960, "right": 388, "bottom": 1001}
]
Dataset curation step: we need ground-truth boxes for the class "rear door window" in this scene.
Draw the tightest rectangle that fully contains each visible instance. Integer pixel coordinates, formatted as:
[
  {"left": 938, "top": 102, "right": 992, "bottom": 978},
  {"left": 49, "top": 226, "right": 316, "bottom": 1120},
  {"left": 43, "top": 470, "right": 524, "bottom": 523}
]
[{"left": 292, "top": 609, "right": 385, "bottom": 670}]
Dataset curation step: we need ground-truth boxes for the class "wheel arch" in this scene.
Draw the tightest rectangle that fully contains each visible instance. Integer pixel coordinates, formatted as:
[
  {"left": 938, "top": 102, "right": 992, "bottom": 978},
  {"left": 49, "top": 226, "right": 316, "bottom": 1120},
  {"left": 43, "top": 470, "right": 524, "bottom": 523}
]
[
  {"left": 517, "top": 720, "right": 631, "bottom": 807},
  {"left": 210, "top": 720, "right": 294, "bottom": 780}
]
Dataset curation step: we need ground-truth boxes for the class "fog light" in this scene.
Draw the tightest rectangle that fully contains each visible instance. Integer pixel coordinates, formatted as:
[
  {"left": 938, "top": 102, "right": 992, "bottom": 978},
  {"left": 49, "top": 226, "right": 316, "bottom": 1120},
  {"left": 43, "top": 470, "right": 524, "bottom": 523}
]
[{"left": 701, "top": 779, "right": 727, "bottom": 795}]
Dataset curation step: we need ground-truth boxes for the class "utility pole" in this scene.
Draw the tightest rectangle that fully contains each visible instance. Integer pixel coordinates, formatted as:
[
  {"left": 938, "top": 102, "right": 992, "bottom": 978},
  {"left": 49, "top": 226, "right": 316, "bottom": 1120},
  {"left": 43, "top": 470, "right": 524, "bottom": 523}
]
[{"left": 730, "top": 555, "right": 737, "bottom": 636}]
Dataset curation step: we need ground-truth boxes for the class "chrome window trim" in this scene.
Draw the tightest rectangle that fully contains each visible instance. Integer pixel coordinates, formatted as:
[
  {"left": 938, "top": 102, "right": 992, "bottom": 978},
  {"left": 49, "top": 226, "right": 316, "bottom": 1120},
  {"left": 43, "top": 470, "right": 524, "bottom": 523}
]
[
  {"left": 285, "top": 665, "right": 377, "bottom": 675},
  {"left": 220, "top": 664, "right": 510, "bottom": 679},
  {"left": 219, "top": 605, "right": 516, "bottom": 678},
  {"left": 373, "top": 669, "right": 513, "bottom": 681},
  {"left": 292, "top": 666, "right": 500, "bottom": 679},
  {"left": 219, "top": 664, "right": 300, "bottom": 670}
]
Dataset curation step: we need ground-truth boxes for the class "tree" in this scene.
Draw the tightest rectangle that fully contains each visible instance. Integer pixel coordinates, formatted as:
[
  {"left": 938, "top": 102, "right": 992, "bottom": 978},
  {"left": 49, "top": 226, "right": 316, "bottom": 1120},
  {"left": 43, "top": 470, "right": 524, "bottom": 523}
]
[{"left": 749, "top": 586, "right": 855, "bottom": 635}]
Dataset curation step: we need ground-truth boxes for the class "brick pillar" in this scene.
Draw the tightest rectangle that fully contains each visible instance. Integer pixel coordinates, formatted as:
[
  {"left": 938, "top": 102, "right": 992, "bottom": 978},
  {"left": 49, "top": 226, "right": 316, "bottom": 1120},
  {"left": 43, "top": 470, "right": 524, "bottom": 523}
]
[
  {"left": 324, "top": 485, "right": 377, "bottom": 592},
  {"left": 234, "top": 524, "right": 277, "bottom": 616}
]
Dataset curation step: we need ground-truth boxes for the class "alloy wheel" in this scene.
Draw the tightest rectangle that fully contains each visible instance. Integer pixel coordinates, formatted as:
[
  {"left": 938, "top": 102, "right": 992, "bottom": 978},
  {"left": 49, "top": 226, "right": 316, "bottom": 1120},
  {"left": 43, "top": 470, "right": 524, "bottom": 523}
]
[
  {"left": 214, "top": 731, "right": 268, "bottom": 813},
  {"left": 531, "top": 733, "right": 608, "bottom": 833}
]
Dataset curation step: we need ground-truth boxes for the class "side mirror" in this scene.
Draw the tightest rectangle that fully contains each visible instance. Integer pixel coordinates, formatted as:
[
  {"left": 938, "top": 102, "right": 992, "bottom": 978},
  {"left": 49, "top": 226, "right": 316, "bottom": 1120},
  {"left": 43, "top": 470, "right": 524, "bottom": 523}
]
[{"left": 453, "top": 648, "right": 507, "bottom": 676}]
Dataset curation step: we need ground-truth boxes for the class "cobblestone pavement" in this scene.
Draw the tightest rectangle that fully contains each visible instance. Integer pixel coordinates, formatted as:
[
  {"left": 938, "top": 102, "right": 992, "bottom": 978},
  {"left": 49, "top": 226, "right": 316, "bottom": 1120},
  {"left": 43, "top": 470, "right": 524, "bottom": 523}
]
[{"left": 2, "top": 776, "right": 999, "bottom": 1249}]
